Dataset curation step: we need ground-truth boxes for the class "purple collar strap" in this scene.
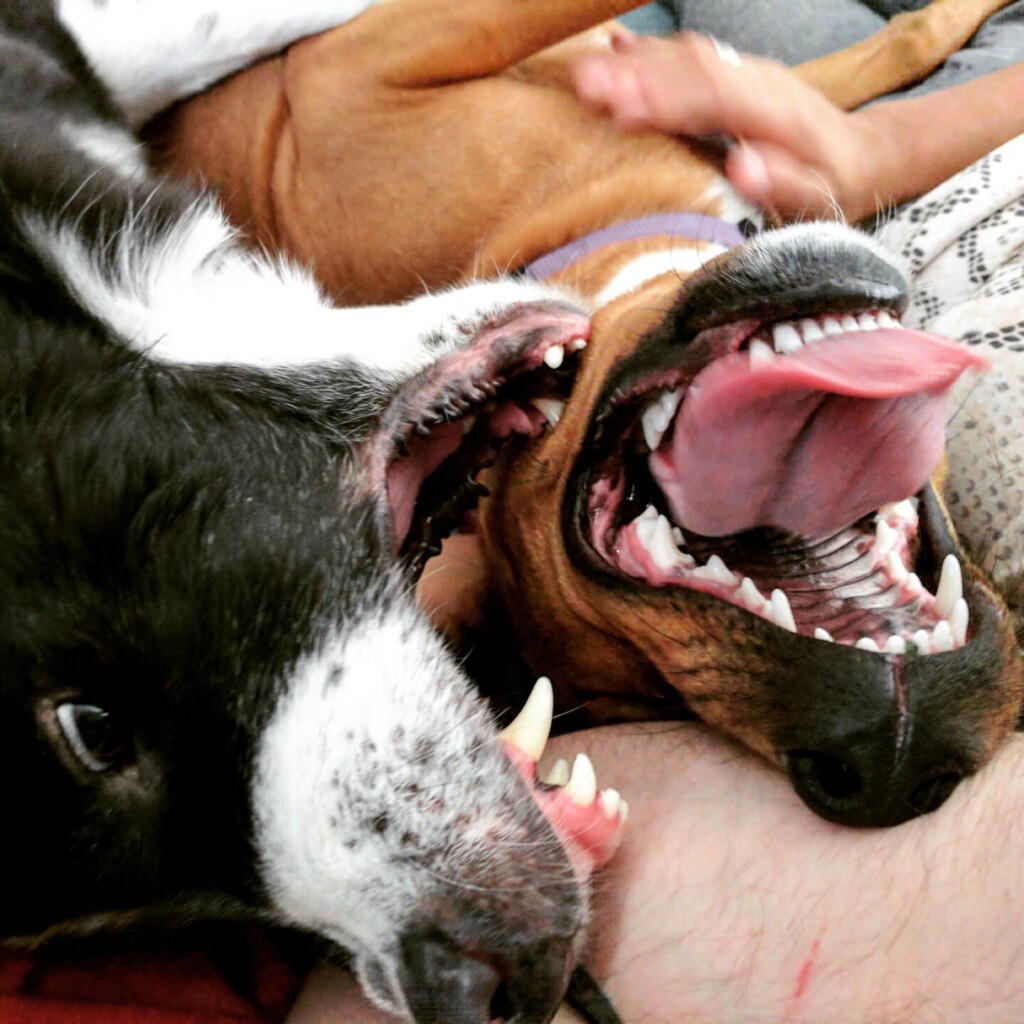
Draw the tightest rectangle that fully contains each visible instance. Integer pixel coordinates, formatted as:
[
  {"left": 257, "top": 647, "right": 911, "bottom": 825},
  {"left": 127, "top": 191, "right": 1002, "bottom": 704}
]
[{"left": 522, "top": 212, "right": 746, "bottom": 280}]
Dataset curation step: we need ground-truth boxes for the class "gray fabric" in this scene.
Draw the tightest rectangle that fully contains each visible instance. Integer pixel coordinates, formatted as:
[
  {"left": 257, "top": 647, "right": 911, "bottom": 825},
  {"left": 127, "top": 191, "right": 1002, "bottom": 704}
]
[{"left": 623, "top": 0, "right": 1024, "bottom": 100}]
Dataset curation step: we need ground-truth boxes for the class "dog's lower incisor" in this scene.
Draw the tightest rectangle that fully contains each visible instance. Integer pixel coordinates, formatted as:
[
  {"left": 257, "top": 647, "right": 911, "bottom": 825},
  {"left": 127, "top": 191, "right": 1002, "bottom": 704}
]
[{"left": 0, "top": 2, "right": 628, "bottom": 1022}]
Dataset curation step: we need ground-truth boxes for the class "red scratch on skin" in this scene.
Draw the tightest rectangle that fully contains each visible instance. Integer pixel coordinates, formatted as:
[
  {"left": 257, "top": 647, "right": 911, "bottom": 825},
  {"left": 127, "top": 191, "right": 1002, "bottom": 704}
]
[{"left": 785, "top": 932, "right": 824, "bottom": 1018}]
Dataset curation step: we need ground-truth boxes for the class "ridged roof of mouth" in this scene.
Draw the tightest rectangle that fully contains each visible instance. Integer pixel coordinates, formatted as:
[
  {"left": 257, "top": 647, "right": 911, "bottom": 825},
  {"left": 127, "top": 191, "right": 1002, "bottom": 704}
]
[{"left": 574, "top": 308, "right": 989, "bottom": 656}]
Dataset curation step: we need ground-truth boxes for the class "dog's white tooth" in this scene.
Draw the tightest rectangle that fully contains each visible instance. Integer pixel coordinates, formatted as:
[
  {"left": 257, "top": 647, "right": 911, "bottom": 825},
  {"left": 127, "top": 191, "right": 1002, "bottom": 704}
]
[
  {"left": 857, "top": 313, "right": 879, "bottom": 331},
  {"left": 461, "top": 414, "right": 478, "bottom": 435},
  {"left": 949, "top": 597, "right": 969, "bottom": 647},
  {"left": 877, "top": 310, "right": 899, "bottom": 328},
  {"left": 799, "top": 318, "right": 825, "bottom": 344},
  {"left": 565, "top": 753, "right": 598, "bottom": 807},
  {"left": 638, "top": 504, "right": 659, "bottom": 522},
  {"left": 618, "top": 798, "right": 630, "bottom": 825},
  {"left": 912, "top": 629, "right": 932, "bottom": 655},
  {"left": 671, "top": 525, "right": 685, "bottom": 546},
  {"left": 932, "top": 620, "right": 954, "bottom": 653},
  {"left": 498, "top": 676, "right": 553, "bottom": 762},
  {"left": 749, "top": 338, "right": 775, "bottom": 369},
  {"left": 693, "top": 554, "right": 737, "bottom": 586},
  {"left": 601, "top": 787, "right": 622, "bottom": 819},
  {"left": 878, "top": 498, "right": 918, "bottom": 525},
  {"left": 814, "top": 627, "right": 834, "bottom": 642},
  {"left": 647, "top": 515, "right": 690, "bottom": 570},
  {"left": 840, "top": 314, "right": 860, "bottom": 332},
  {"left": 641, "top": 402, "right": 668, "bottom": 452},
  {"left": 855, "top": 637, "right": 881, "bottom": 653},
  {"left": 770, "top": 589, "right": 797, "bottom": 633},
  {"left": 821, "top": 317, "right": 843, "bottom": 337},
  {"left": 904, "top": 572, "right": 923, "bottom": 598},
  {"left": 570, "top": 337, "right": 588, "bottom": 351},
  {"left": 543, "top": 345, "right": 565, "bottom": 369},
  {"left": 884, "top": 635, "right": 907, "bottom": 655},
  {"left": 531, "top": 398, "right": 565, "bottom": 427},
  {"left": 658, "top": 388, "right": 682, "bottom": 421},
  {"left": 885, "top": 550, "right": 908, "bottom": 584},
  {"left": 874, "top": 519, "right": 897, "bottom": 557},
  {"left": 738, "top": 577, "right": 765, "bottom": 612},
  {"left": 934, "top": 555, "right": 963, "bottom": 620},
  {"left": 772, "top": 322, "right": 803, "bottom": 355},
  {"left": 543, "top": 758, "right": 571, "bottom": 787}
]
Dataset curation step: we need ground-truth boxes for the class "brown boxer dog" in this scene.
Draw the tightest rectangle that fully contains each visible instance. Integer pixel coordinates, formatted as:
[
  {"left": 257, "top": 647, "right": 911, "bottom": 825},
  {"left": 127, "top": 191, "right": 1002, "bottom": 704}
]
[{"left": 150, "top": 0, "right": 1022, "bottom": 827}]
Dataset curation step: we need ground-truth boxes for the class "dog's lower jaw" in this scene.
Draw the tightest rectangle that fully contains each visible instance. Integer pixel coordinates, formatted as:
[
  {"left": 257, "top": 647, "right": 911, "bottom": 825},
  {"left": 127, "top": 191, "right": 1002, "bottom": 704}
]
[{"left": 251, "top": 596, "right": 591, "bottom": 1023}]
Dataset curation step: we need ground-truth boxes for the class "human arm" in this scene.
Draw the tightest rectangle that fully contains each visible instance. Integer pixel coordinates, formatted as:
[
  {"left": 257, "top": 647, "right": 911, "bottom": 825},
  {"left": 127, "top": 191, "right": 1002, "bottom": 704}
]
[{"left": 574, "top": 31, "right": 1024, "bottom": 222}]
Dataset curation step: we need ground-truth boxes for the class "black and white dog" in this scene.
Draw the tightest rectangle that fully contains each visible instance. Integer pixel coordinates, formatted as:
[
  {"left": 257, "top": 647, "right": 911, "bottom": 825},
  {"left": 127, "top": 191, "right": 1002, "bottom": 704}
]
[{"left": 0, "top": 2, "right": 615, "bottom": 1021}]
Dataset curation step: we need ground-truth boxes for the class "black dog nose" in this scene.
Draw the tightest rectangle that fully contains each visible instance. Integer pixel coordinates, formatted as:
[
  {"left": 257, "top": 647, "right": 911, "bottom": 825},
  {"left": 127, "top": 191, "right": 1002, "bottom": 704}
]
[
  {"left": 400, "top": 937, "right": 502, "bottom": 1024},
  {"left": 784, "top": 747, "right": 966, "bottom": 827}
]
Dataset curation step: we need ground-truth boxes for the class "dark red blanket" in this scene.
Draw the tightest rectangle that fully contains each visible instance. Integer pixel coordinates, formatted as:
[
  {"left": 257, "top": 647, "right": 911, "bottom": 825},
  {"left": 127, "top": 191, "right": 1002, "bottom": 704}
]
[{"left": 0, "top": 932, "right": 300, "bottom": 1024}]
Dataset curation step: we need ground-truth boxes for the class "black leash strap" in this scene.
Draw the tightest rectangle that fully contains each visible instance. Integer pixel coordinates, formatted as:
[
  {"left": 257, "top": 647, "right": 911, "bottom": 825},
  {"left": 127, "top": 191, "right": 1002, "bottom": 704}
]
[{"left": 565, "top": 964, "right": 625, "bottom": 1024}]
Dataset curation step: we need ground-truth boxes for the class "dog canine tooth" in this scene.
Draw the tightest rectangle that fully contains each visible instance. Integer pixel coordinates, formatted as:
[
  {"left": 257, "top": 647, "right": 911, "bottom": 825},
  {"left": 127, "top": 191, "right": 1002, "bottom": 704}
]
[
  {"left": 531, "top": 398, "right": 565, "bottom": 427},
  {"left": 913, "top": 628, "right": 933, "bottom": 655},
  {"left": 878, "top": 498, "right": 918, "bottom": 525},
  {"left": 543, "top": 758, "right": 571, "bottom": 787},
  {"left": 543, "top": 344, "right": 565, "bottom": 369},
  {"left": 821, "top": 316, "right": 843, "bottom": 337},
  {"left": 857, "top": 313, "right": 879, "bottom": 331},
  {"left": 884, "top": 634, "right": 908, "bottom": 655},
  {"left": 932, "top": 620, "right": 954, "bottom": 653},
  {"left": 814, "top": 627, "right": 834, "bottom": 642},
  {"left": 749, "top": 338, "right": 775, "bottom": 369},
  {"left": 570, "top": 337, "right": 588, "bottom": 351},
  {"left": 856, "top": 637, "right": 881, "bottom": 653},
  {"left": 565, "top": 753, "right": 598, "bottom": 807},
  {"left": 770, "top": 589, "right": 797, "bottom": 634},
  {"left": 600, "top": 787, "right": 622, "bottom": 819},
  {"left": 949, "top": 598, "right": 969, "bottom": 647},
  {"left": 659, "top": 387, "right": 682, "bottom": 421},
  {"left": 693, "top": 554, "right": 737, "bottom": 586},
  {"left": 934, "top": 554, "right": 963, "bottom": 620},
  {"left": 772, "top": 322, "right": 803, "bottom": 355},
  {"left": 498, "top": 676, "right": 553, "bottom": 763},
  {"left": 799, "top": 318, "right": 825, "bottom": 344}
]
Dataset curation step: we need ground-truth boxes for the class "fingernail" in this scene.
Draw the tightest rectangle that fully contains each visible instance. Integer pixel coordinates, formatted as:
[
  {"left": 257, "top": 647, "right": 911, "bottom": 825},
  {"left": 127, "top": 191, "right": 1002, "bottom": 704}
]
[{"left": 735, "top": 143, "right": 771, "bottom": 194}]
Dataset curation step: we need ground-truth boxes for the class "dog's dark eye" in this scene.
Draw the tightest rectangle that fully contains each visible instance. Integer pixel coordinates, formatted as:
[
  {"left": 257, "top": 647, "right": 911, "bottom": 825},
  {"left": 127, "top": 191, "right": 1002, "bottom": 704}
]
[{"left": 55, "top": 703, "right": 133, "bottom": 773}]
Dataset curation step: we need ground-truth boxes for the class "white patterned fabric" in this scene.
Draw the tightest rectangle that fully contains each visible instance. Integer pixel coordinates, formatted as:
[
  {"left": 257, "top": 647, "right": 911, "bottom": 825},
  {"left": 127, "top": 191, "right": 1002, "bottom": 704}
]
[{"left": 876, "top": 134, "right": 1024, "bottom": 611}]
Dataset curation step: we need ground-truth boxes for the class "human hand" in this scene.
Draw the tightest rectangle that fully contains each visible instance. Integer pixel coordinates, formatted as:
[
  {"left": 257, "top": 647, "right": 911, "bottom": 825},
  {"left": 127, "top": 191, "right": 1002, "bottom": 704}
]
[{"left": 574, "top": 32, "right": 891, "bottom": 223}]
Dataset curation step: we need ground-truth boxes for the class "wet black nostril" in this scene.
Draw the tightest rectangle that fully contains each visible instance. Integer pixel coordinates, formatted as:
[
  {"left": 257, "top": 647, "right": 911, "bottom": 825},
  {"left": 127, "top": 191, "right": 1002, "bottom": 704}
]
[
  {"left": 400, "top": 936, "right": 502, "bottom": 1024},
  {"left": 786, "top": 750, "right": 864, "bottom": 804},
  {"left": 909, "top": 771, "right": 963, "bottom": 815}
]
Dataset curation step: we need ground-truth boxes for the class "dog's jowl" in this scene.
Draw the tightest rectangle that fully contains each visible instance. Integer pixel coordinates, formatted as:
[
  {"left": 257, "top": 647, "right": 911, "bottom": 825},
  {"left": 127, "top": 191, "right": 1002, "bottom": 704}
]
[{"left": 0, "top": 3, "right": 625, "bottom": 1021}]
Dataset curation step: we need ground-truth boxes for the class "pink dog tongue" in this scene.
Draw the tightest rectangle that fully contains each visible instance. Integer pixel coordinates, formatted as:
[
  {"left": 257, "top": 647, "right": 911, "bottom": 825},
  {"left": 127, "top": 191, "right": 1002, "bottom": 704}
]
[{"left": 650, "top": 328, "right": 988, "bottom": 539}]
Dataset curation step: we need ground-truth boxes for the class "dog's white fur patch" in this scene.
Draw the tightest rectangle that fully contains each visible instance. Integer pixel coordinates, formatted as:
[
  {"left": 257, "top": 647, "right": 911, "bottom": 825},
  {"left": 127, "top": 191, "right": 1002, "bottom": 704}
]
[
  {"left": 56, "top": 0, "right": 385, "bottom": 126},
  {"left": 595, "top": 245, "right": 728, "bottom": 306},
  {"left": 60, "top": 121, "right": 149, "bottom": 179},
  {"left": 251, "top": 589, "right": 540, "bottom": 1013},
  {"left": 22, "top": 199, "right": 569, "bottom": 376}
]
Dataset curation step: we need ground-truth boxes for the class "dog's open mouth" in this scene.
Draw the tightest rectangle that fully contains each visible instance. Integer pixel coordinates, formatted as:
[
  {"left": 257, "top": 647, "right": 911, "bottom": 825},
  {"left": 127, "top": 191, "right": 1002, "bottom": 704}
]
[
  {"left": 368, "top": 300, "right": 589, "bottom": 571},
  {"left": 575, "top": 306, "right": 990, "bottom": 656}
]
